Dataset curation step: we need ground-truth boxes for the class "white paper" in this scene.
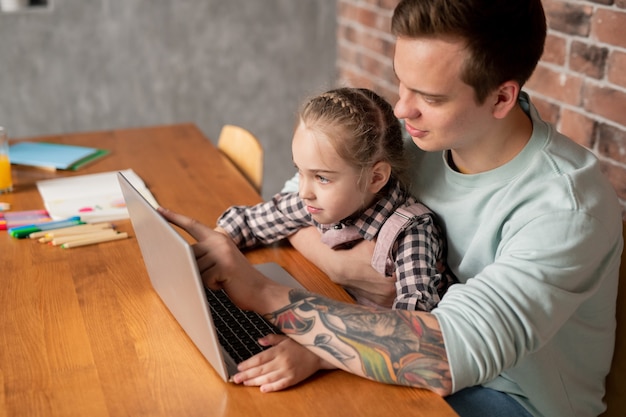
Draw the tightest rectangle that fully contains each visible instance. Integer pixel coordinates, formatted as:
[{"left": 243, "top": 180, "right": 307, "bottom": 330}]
[{"left": 37, "top": 169, "right": 159, "bottom": 223}]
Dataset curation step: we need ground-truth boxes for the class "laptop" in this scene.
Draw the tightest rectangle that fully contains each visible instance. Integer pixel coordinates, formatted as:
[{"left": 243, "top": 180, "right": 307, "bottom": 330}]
[{"left": 117, "top": 171, "right": 305, "bottom": 381}]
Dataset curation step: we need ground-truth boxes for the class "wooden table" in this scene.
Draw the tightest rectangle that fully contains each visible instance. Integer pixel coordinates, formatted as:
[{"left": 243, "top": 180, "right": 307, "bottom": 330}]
[{"left": 0, "top": 124, "right": 458, "bottom": 417}]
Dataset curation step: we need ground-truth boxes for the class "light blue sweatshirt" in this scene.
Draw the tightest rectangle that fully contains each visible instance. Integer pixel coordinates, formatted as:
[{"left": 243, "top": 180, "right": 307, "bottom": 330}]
[{"left": 412, "top": 93, "right": 623, "bottom": 417}]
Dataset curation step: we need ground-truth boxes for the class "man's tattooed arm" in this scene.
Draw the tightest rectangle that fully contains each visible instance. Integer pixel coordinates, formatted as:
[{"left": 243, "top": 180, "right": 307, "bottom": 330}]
[{"left": 264, "top": 289, "right": 452, "bottom": 395}]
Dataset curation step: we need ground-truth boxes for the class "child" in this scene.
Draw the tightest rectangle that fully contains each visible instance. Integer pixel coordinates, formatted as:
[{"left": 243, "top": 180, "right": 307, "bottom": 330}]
[
  {"left": 215, "top": 87, "right": 455, "bottom": 391},
  {"left": 217, "top": 87, "right": 454, "bottom": 311}
]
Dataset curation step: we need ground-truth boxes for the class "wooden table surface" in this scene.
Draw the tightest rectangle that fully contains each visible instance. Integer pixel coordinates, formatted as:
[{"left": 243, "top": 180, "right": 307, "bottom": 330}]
[{"left": 0, "top": 124, "right": 458, "bottom": 417}]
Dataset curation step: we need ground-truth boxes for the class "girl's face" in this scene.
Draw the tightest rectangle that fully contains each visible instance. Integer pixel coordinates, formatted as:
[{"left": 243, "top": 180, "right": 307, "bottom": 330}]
[{"left": 292, "top": 121, "right": 375, "bottom": 225}]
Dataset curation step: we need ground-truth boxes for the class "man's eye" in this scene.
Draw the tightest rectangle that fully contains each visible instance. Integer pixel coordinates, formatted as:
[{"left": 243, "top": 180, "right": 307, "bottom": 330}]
[{"left": 423, "top": 96, "right": 444, "bottom": 105}]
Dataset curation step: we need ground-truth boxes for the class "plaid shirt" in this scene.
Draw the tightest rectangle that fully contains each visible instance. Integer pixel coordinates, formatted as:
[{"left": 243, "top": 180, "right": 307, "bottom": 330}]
[{"left": 217, "top": 180, "right": 455, "bottom": 311}]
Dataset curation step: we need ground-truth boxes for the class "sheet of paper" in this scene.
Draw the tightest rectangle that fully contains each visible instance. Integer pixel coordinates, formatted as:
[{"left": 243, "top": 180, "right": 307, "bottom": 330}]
[{"left": 37, "top": 169, "right": 159, "bottom": 223}]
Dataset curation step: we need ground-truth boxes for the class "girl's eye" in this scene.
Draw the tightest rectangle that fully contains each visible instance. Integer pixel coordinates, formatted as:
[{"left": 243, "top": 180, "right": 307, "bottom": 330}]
[{"left": 316, "top": 175, "right": 330, "bottom": 184}]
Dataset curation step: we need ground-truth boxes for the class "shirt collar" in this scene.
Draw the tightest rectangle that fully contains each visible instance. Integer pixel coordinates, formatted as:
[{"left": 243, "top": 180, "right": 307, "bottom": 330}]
[{"left": 350, "top": 180, "right": 411, "bottom": 241}]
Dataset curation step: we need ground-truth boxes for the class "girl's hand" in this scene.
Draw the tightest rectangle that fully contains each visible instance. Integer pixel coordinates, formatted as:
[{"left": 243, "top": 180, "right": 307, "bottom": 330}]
[
  {"left": 232, "top": 334, "right": 336, "bottom": 392},
  {"left": 158, "top": 206, "right": 285, "bottom": 314}
]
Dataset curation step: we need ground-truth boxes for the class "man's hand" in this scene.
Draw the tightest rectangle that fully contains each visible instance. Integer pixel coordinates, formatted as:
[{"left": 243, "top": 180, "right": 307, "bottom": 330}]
[{"left": 288, "top": 227, "right": 396, "bottom": 307}]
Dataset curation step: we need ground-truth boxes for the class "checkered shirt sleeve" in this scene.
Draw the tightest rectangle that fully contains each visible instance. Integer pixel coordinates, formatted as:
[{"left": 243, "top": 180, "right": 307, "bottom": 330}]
[
  {"left": 216, "top": 192, "right": 313, "bottom": 248},
  {"left": 392, "top": 214, "right": 455, "bottom": 311}
]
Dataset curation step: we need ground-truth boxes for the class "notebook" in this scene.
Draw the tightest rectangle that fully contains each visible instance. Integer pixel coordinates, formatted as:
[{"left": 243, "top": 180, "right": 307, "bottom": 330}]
[
  {"left": 9, "top": 141, "right": 109, "bottom": 170},
  {"left": 117, "top": 171, "right": 304, "bottom": 381}
]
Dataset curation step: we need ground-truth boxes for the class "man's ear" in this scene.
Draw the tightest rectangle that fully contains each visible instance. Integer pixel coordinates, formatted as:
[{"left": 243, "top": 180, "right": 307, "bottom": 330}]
[
  {"left": 368, "top": 161, "right": 392, "bottom": 194},
  {"left": 492, "top": 80, "right": 520, "bottom": 120}
]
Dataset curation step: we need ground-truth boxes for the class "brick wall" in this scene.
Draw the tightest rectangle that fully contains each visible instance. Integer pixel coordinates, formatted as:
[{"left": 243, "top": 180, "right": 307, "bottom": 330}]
[{"left": 337, "top": 0, "right": 626, "bottom": 218}]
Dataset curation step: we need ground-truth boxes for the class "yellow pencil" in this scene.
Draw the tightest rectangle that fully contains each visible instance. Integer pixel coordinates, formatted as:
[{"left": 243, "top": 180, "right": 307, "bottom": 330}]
[
  {"left": 46, "top": 223, "right": 113, "bottom": 237},
  {"left": 38, "top": 227, "right": 115, "bottom": 243},
  {"left": 49, "top": 229, "right": 120, "bottom": 246},
  {"left": 60, "top": 232, "right": 129, "bottom": 249},
  {"left": 30, "top": 223, "right": 113, "bottom": 239}
]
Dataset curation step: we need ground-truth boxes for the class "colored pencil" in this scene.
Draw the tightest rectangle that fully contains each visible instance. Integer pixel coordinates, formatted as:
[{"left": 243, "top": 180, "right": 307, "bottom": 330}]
[
  {"left": 30, "top": 222, "right": 113, "bottom": 239},
  {"left": 49, "top": 229, "right": 119, "bottom": 246},
  {"left": 60, "top": 232, "right": 129, "bottom": 249}
]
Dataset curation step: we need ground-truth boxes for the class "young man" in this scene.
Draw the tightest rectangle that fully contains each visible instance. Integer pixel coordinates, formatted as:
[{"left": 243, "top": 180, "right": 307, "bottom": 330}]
[{"left": 160, "top": 0, "right": 623, "bottom": 416}]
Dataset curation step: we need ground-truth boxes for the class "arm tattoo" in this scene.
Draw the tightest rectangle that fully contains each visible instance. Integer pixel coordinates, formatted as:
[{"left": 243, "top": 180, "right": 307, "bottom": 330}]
[{"left": 264, "top": 289, "right": 451, "bottom": 391}]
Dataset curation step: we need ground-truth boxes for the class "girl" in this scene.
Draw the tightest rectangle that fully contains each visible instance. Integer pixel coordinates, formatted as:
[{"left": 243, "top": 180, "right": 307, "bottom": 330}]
[
  {"left": 215, "top": 87, "right": 455, "bottom": 390},
  {"left": 218, "top": 87, "right": 454, "bottom": 310}
]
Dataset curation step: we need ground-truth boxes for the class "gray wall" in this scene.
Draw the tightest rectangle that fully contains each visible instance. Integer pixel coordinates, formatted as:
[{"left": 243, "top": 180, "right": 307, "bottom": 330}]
[{"left": 0, "top": 0, "right": 337, "bottom": 198}]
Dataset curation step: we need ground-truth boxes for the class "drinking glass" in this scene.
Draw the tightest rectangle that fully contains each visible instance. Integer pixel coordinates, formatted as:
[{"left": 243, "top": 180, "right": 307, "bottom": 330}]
[{"left": 0, "top": 126, "right": 13, "bottom": 193}]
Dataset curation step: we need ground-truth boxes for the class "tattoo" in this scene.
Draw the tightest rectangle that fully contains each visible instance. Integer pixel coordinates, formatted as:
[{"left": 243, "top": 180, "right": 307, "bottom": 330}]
[
  {"left": 265, "top": 289, "right": 450, "bottom": 390},
  {"left": 272, "top": 306, "right": 315, "bottom": 334}
]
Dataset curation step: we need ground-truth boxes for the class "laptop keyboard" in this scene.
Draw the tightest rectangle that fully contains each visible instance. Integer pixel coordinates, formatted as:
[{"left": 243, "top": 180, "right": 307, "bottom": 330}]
[{"left": 205, "top": 288, "right": 281, "bottom": 364}]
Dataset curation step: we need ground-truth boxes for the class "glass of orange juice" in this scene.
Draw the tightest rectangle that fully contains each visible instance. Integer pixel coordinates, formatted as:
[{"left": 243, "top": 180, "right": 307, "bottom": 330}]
[{"left": 0, "top": 127, "right": 13, "bottom": 193}]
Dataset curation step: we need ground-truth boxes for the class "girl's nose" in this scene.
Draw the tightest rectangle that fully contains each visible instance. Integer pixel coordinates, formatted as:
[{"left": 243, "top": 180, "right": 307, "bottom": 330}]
[{"left": 299, "top": 178, "right": 314, "bottom": 200}]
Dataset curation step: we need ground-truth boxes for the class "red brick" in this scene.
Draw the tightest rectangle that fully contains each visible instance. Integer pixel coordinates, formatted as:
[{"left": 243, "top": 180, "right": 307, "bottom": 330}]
[
  {"left": 592, "top": 9, "right": 626, "bottom": 49},
  {"left": 597, "top": 123, "right": 626, "bottom": 165},
  {"left": 569, "top": 41, "right": 608, "bottom": 79},
  {"left": 599, "top": 161, "right": 626, "bottom": 212},
  {"left": 583, "top": 83, "right": 626, "bottom": 126},
  {"left": 559, "top": 108, "right": 596, "bottom": 148},
  {"left": 358, "top": 52, "right": 388, "bottom": 79},
  {"left": 542, "top": 34, "right": 567, "bottom": 66},
  {"left": 528, "top": 95, "right": 560, "bottom": 125},
  {"left": 367, "top": 83, "right": 398, "bottom": 107},
  {"left": 543, "top": 0, "right": 593, "bottom": 36},
  {"left": 381, "top": 37, "right": 395, "bottom": 60},
  {"left": 338, "top": 43, "right": 359, "bottom": 65},
  {"left": 379, "top": 86, "right": 399, "bottom": 107},
  {"left": 338, "top": 24, "right": 357, "bottom": 44},
  {"left": 337, "top": 23, "right": 349, "bottom": 43},
  {"left": 355, "top": 6, "right": 385, "bottom": 31},
  {"left": 384, "top": 61, "right": 397, "bottom": 85},
  {"left": 526, "top": 65, "right": 584, "bottom": 106},
  {"left": 338, "top": 2, "right": 358, "bottom": 21},
  {"left": 353, "top": 30, "right": 391, "bottom": 57},
  {"left": 338, "top": 67, "right": 376, "bottom": 91},
  {"left": 378, "top": 0, "right": 400, "bottom": 10},
  {"left": 379, "top": 13, "right": 393, "bottom": 33},
  {"left": 608, "top": 50, "right": 626, "bottom": 88}
]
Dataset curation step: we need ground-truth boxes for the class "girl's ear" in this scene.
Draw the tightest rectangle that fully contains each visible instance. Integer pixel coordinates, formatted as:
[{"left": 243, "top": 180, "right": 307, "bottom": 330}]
[{"left": 368, "top": 161, "right": 392, "bottom": 194}]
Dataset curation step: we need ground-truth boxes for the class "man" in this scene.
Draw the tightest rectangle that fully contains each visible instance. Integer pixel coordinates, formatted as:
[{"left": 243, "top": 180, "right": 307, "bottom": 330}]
[{"left": 160, "top": 0, "right": 623, "bottom": 415}]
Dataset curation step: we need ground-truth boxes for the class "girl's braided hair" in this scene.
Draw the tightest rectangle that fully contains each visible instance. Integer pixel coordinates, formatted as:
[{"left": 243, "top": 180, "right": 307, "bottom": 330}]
[{"left": 299, "top": 87, "right": 409, "bottom": 194}]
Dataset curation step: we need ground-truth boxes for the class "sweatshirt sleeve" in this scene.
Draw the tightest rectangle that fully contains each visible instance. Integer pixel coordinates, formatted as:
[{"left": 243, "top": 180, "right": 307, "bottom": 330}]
[
  {"left": 432, "top": 211, "right": 622, "bottom": 393},
  {"left": 216, "top": 192, "right": 313, "bottom": 248}
]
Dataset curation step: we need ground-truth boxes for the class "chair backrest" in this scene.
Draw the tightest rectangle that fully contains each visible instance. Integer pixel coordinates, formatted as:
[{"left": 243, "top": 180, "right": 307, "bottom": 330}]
[
  {"left": 599, "top": 222, "right": 626, "bottom": 417},
  {"left": 217, "top": 124, "right": 264, "bottom": 193}
]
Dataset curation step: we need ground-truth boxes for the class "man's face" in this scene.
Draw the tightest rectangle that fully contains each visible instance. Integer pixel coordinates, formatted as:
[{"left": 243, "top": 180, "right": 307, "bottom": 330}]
[{"left": 393, "top": 36, "right": 495, "bottom": 156}]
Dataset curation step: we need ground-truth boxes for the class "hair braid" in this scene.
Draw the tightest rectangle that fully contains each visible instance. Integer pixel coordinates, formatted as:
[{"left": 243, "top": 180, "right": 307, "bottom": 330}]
[{"left": 298, "top": 87, "right": 409, "bottom": 194}]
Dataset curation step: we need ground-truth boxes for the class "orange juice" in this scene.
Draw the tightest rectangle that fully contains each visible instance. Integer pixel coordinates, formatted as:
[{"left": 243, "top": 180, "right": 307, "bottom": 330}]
[{"left": 0, "top": 154, "right": 12, "bottom": 192}]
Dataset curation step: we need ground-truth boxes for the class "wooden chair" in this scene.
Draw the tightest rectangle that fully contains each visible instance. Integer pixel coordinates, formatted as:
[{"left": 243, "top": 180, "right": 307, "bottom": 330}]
[
  {"left": 217, "top": 124, "right": 264, "bottom": 194},
  {"left": 599, "top": 222, "right": 626, "bottom": 417}
]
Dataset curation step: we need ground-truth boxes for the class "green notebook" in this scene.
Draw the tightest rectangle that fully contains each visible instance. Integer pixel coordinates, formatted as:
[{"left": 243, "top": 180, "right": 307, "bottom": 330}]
[{"left": 9, "top": 142, "right": 109, "bottom": 171}]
